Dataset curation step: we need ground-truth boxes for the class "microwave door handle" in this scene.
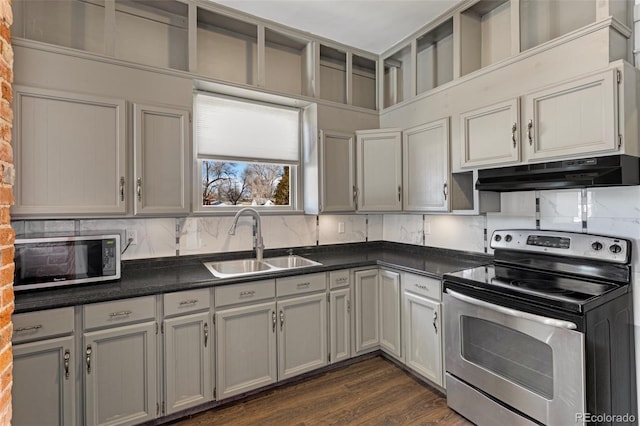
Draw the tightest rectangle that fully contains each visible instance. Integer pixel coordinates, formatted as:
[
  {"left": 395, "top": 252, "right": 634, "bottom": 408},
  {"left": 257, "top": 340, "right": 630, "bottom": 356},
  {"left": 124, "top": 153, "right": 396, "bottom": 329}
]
[{"left": 446, "top": 289, "right": 578, "bottom": 330}]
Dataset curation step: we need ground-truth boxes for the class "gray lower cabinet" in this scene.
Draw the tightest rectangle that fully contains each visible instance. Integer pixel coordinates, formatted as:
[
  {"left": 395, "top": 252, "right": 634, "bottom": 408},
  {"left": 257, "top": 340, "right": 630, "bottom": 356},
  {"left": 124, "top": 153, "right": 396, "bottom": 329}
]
[
  {"left": 13, "top": 336, "right": 76, "bottom": 426},
  {"left": 163, "top": 311, "right": 212, "bottom": 414},
  {"left": 215, "top": 301, "right": 278, "bottom": 399},
  {"left": 83, "top": 296, "right": 158, "bottom": 426},
  {"left": 402, "top": 273, "right": 443, "bottom": 387},
  {"left": 379, "top": 270, "right": 402, "bottom": 361},
  {"left": 12, "top": 307, "right": 76, "bottom": 426},
  {"left": 329, "top": 287, "right": 351, "bottom": 364},
  {"left": 277, "top": 293, "right": 327, "bottom": 380},
  {"left": 354, "top": 269, "right": 380, "bottom": 355}
]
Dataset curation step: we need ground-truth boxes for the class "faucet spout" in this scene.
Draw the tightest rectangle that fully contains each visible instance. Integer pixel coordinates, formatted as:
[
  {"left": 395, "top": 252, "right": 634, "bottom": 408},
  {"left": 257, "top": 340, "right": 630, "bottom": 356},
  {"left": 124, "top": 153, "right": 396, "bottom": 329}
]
[{"left": 228, "top": 207, "right": 264, "bottom": 261}]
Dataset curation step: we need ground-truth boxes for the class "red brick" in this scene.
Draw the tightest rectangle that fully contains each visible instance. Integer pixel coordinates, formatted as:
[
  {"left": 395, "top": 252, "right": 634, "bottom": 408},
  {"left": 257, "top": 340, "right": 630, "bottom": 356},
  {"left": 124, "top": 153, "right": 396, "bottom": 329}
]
[
  {"left": 1, "top": 286, "right": 11, "bottom": 306},
  {"left": 0, "top": 227, "right": 12, "bottom": 246},
  {"left": 0, "top": 61, "right": 11, "bottom": 84},
  {"left": 0, "top": 101, "right": 11, "bottom": 123},
  {"left": 0, "top": 143, "right": 11, "bottom": 163},
  {"left": 1, "top": 82, "right": 10, "bottom": 103},
  {"left": 0, "top": 304, "right": 12, "bottom": 328},
  {"left": 0, "top": 208, "right": 9, "bottom": 225},
  {"left": 0, "top": 122, "right": 10, "bottom": 143}
]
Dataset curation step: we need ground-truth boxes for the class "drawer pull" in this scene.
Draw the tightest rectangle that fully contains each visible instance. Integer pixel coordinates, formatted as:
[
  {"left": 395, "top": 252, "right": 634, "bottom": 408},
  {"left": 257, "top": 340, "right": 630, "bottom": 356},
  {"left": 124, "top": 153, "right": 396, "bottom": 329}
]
[
  {"left": 109, "top": 310, "right": 132, "bottom": 318},
  {"left": 179, "top": 299, "right": 198, "bottom": 306},
  {"left": 15, "top": 324, "right": 43, "bottom": 332},
  {"left": 296, "top": 282, "right": 310, "bottom": 288},
  {"left": 240, "top": 291, "right": 256, "bottom": 297},
  {"left": 86, "top": 345, "right": 92, "bottom": 374},
  {"left": 415, "top": 284, "right": 428, "bottom": 290},
  {"left": 279, "top": 309, "right": 285, "bottom": 331},
  {"left": 272, "top": 310, "right": 276, "bottom": 333},
  {"left": 204, "top": 323, "right": 209, "bottom": 348},
  {"left": 63, "top": 350, "right": 71, "bottom": 379}
]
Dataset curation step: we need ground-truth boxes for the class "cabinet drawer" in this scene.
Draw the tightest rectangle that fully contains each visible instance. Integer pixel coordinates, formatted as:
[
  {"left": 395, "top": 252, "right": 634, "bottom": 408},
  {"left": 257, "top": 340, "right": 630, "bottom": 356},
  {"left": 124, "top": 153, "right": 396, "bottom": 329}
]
[
  {"left": 164, "top": 288, "right": 211, "bottom": 317},
  {"left": 277, "top": 273, "right": 327, "bottom": 297},
  {"left": 13, "top": 307, "right": 74, "bottom": 343},
  {"left": 403, "top": 273, "right": 441, "bottom": 301},
  {"left": 83, "top": 295, "right": 156, "bottom": 330},
  {"left": 215, "top": 280, "right": 275, "bottom": 308},
  {"left": 329, "top": 270, "right": 350, "bottom": 289}
]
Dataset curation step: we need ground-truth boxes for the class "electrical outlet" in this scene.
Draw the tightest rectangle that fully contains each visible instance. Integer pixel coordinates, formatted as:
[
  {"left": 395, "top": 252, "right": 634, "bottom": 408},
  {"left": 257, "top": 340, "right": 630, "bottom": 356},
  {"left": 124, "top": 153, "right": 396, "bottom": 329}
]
[
  {"left": 126, "top": 229, "right": 138, "bottom": 245},
  {"left": 338, "top": 222, "right": 345, "bottom": 234}
]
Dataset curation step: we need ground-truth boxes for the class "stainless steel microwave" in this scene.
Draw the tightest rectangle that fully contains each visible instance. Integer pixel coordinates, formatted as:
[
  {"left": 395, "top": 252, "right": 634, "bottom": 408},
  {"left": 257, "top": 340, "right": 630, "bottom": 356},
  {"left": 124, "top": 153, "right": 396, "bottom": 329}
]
[{"left": 14, "top": 233, "right": 121, "bottom": 291}]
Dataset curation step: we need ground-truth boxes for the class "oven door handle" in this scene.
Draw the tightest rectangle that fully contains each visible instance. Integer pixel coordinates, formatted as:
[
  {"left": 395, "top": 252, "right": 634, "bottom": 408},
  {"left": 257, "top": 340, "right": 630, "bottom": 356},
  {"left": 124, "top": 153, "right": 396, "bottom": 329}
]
[{"left": 446, "top": 289, "right": 578, "bottom": 330}]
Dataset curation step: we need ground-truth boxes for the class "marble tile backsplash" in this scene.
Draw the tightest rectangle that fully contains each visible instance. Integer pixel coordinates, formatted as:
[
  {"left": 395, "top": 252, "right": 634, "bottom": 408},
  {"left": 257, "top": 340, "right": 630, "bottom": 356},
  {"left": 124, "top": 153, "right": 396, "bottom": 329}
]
[{"left": 12, "top": 185, "right": 640, "bottom": 262}]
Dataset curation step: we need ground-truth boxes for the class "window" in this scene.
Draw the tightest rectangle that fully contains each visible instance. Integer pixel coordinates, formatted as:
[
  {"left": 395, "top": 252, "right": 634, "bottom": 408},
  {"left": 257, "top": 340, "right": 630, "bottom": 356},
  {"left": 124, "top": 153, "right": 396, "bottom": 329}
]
[{"left": 194, "top": 93, "right": 301, "bottom": 210}]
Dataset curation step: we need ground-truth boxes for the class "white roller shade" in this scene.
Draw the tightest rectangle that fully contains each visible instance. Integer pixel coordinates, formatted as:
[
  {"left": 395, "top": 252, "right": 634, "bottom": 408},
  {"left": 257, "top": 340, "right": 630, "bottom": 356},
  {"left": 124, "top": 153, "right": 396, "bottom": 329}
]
[{"left": 195, "top": 93, "right": 300, "bottom": 162}]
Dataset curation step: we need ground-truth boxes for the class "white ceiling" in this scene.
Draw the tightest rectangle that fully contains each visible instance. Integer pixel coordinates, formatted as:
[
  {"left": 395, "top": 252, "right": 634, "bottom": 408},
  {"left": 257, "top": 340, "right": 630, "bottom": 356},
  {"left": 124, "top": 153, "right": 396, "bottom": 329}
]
[{"left": 211, "top": 0, "right": 461, "bottom": 54}]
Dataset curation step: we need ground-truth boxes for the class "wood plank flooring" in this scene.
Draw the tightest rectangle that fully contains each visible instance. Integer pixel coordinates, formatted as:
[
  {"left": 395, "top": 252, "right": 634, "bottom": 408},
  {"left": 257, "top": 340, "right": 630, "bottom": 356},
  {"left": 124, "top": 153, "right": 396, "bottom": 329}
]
[{"left": 171, "top": 356, "right": 473, "bottom": 426}]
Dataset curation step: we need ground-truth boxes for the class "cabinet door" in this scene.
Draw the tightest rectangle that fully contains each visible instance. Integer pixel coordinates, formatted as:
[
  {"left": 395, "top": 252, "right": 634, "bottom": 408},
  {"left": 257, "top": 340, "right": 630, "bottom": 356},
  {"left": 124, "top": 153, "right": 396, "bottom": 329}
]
[
  {"left": 134, "top": 103, "right": 190, "bottom": 215},
  {"left": 356, "top": 129, "right": 402, "bottom": 211},
  {"left": 216, "top": 302, "right": 277, "bottom": 399},
  {"left": 379, "top": 270, "right": 402, "bottom": 360},
  {"left": 329, "top": 288, "right": 351, "bottom": 364},
  {"left": 320, "top": 130, "right": 356, "bottom": 212},
  {"left": 459, "top": 98, "right": 520, "bottom": 168},
  {"left": 84, "top": 322, "right": 157, "bottom": 426},
  {"left": 523, "top": 70, "right": 618, "bottom": 161},
  {"left": 404, "top": 292, "right": 442, "bottom": 386},
  {"left": 403, "top": 119, "right": 450, "bottom": 211},
  {"left": 164, "top": 312, "right": 212, "bottom": 415},
  {"left": 354, "top": 269, "right": 380, "bottom": 354},
  {"left": 277, "top": 293, "right": 328, "bottom": 380},
  {"left": 13, "top": 86, "right": 127, "bottom": 216},
  {"left": 13, "top": 336, "right": 76, "bottom": 426}
]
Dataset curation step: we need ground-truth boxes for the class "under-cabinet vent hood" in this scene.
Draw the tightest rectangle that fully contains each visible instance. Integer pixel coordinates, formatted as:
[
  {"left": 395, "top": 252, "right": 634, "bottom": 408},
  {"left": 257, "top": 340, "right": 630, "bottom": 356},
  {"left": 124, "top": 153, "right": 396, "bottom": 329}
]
[{"left": 475, "top": 155, "right": 640, "bottom": 192}]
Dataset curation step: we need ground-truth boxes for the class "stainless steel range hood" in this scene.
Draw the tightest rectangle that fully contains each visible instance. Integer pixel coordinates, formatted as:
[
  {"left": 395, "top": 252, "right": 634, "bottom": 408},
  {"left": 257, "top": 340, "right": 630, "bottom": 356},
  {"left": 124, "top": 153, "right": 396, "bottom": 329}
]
[{"left": 475, "top": 155, "right": 640, "bottom": 192}]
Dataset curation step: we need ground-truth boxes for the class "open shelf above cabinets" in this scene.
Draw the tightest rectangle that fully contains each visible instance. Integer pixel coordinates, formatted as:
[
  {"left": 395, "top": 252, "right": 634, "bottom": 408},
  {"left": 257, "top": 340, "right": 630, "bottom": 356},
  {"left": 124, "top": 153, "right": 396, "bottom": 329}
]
[
  {"left": 319, "top": 45, "right": 347, "bottom": 104},
  {"left": 265, "top": 29, "right": 313, "bottom": 97},
  {"left": 417, "top": 18, "right": 454, "bottom": 94},
  {"left": 384, "top": 45, "right": 412, "bottom": 109},
  {"left": 196, "top": 8, "right": 258, "bottom": 86},
  {"left": 352, "top": 54, "right": 377, "bottom": 110}
]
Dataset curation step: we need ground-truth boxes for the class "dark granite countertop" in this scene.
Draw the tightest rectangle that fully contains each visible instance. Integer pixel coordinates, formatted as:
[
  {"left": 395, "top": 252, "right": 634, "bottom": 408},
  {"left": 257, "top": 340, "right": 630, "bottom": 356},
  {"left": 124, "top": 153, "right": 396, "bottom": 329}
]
[{"left": 14, "top": 241, "right": 492, "bottom": 313}]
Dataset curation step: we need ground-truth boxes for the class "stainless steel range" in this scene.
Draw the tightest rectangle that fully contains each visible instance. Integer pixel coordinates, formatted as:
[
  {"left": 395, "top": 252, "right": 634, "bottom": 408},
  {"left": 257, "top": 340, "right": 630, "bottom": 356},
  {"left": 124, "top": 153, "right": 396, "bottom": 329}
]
[{"left": 443, "top": 230, "right": 636, "bottom": 426}]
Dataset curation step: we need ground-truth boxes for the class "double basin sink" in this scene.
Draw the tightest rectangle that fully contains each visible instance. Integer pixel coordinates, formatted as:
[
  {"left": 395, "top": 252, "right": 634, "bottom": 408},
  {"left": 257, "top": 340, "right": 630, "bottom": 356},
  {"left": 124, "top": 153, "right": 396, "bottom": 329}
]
[{"left": 203, "top": 255, "right": 321, "bottom": 278}]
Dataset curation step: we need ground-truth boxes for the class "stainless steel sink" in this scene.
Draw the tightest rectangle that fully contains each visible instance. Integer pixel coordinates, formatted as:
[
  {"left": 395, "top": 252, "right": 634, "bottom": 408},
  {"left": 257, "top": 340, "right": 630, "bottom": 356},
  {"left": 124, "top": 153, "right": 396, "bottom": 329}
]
[
  {"left": 263, "top": 255, "right": 321, "bottom": 269},
  {"left": 203, "top": 259, "right": 271, "bottom": 278},
  {"left": 203, "top": 255, "right": 320, "bottom": 278}
]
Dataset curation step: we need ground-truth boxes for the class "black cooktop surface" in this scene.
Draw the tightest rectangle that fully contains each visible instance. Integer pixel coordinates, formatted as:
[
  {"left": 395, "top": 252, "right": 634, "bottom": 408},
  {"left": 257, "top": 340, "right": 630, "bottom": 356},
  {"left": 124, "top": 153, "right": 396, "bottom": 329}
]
[{"left": 444, "top": 263, "right": 626, "bottom": 313}]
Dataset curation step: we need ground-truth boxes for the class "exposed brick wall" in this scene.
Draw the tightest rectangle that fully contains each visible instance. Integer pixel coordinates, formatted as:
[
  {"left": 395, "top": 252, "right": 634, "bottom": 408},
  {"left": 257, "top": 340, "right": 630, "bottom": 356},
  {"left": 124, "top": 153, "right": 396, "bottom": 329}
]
[{"left": 0, "top": 0, "right": 13, "bottom": 425}]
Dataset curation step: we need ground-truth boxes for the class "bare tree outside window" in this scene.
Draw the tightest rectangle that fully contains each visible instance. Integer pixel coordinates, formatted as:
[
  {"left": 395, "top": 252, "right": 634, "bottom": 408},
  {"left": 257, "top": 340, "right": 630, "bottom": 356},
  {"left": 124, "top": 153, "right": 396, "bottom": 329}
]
[{"left": 202, "top": 160, "right": 289, "bottom": 206}]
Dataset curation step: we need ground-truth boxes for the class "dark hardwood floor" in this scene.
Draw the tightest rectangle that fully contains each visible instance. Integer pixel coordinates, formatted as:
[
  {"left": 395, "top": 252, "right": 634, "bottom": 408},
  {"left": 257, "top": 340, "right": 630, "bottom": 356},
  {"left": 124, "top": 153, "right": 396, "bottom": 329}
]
[{"left": 171, "top": 356, "right": 473, "bottom": 426}]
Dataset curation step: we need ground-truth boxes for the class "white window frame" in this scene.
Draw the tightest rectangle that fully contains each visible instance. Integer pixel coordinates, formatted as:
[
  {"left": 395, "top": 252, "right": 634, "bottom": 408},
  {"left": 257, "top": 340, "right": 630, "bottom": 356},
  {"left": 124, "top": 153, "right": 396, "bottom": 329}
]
[{"left": 193, "top": 91, "right": 303, "bottom": 213}]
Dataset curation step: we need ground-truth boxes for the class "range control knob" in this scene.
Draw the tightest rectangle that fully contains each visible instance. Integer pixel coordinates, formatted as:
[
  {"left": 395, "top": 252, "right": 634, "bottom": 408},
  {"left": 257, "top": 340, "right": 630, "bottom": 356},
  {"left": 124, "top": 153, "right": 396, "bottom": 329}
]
[
  {"left": 609, "top": 244, "right": 623, "bottom": 254},
  {"left": 505, "top": 235, "right": 513, "bottom": 242},
  {"left": 494, "top": 234, "right": 502, "bottom": 242},
  {"left": 591, "top": 241, "right": 603, "bottom": 251}
]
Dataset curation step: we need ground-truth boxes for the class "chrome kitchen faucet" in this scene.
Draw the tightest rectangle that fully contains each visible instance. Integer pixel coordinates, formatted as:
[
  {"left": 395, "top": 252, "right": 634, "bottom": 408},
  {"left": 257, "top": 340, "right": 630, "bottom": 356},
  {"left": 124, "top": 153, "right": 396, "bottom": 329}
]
[{"left": 228, "top": 207, "right": 264, "bottom": 261}]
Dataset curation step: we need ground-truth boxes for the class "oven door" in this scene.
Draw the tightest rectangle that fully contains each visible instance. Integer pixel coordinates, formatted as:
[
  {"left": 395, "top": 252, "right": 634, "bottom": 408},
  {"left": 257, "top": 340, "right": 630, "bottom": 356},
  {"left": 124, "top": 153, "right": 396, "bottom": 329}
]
[{"left": 444, "top": 289, "right": 585, "bottom": 426}]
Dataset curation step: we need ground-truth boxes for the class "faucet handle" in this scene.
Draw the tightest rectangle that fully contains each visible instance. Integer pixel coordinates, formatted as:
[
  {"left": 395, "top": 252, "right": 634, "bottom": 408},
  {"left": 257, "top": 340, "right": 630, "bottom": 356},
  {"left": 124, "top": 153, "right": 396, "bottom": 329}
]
[{"left": 287, "top": 249, "right": 294, "bottom": 256}]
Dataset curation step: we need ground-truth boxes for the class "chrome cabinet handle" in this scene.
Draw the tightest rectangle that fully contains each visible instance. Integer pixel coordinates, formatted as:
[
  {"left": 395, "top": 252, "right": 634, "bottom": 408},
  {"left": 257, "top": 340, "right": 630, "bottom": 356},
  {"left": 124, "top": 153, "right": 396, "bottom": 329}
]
[
  {"left": 272, "top": 311, "right": 276, "bottom": 333},
  {"left": 136, "top": 178, "right": 142, "bottom": 201},
  {"left": 119, "top": 177, "right": 125, "bottom": 202},
  {"left": 15, "top": 324, "right": 42, "bottom": 332},
  {"left": 433, "top": 312, "right": 438, "bottom": 334},
  {"left": 109, "top": 310, "right": 132, "bottom": 318},
  {"left": 86, "top": 345, "right": 92, "bottom": 374},
  {"left": 64, "top": 350, "right": 70, "bottom": 379},
  {"left": 527, "top": 120, "right": 533, "bottom": 146},
  {"left": 240, "top": 290, "right": 255, "bottom": 297},
  {"left": 179, "top": 299, "right": 198, "bottom": 306},
  {"left": 397, "top": 186, "right": 401, "bottom": 202},
  {"left": 296, "top": 282, "right": 310, "bottom": 289},
  {"left": 204, "top": 323, "right": 209, "bottom": 348},
  {"left": 511, "top": 122, "right": 517, "bottom": 148},
  {"left": 353, "top": 185, "right": 358, "bottom": 204},
  {"left": 443, "top": 182, "right": 448, "bottom": 201},
  {"left": 446, "top": 289, "right": 578, "bottom": 330},
  {"left": 347, "top": 299, "right": 351, "bottom": 314},
  {"left": 415, "top": 284, "right": 428, "bottom": 291},
  {"left": 279, "top": 310, "right": 284, "bottom": 332}
]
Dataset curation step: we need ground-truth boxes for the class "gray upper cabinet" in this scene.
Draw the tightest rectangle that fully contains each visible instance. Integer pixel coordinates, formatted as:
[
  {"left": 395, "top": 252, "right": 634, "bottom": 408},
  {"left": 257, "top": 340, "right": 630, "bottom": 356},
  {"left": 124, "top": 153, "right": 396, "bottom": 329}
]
[
  {"left": 13, "top": 87, "right": 127, "bottom": 216},
  {"left": 356, "top": 129, "right": 403, "bottom": 212},
  {"left": 402, "top": 119, "right": 450, "bottom": 212},
  {"left": 319, "top": 130, "right": 355, "bottom": 212},
  {"left": 133, "top": 103, "right": 190, "bottom": 215}
]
